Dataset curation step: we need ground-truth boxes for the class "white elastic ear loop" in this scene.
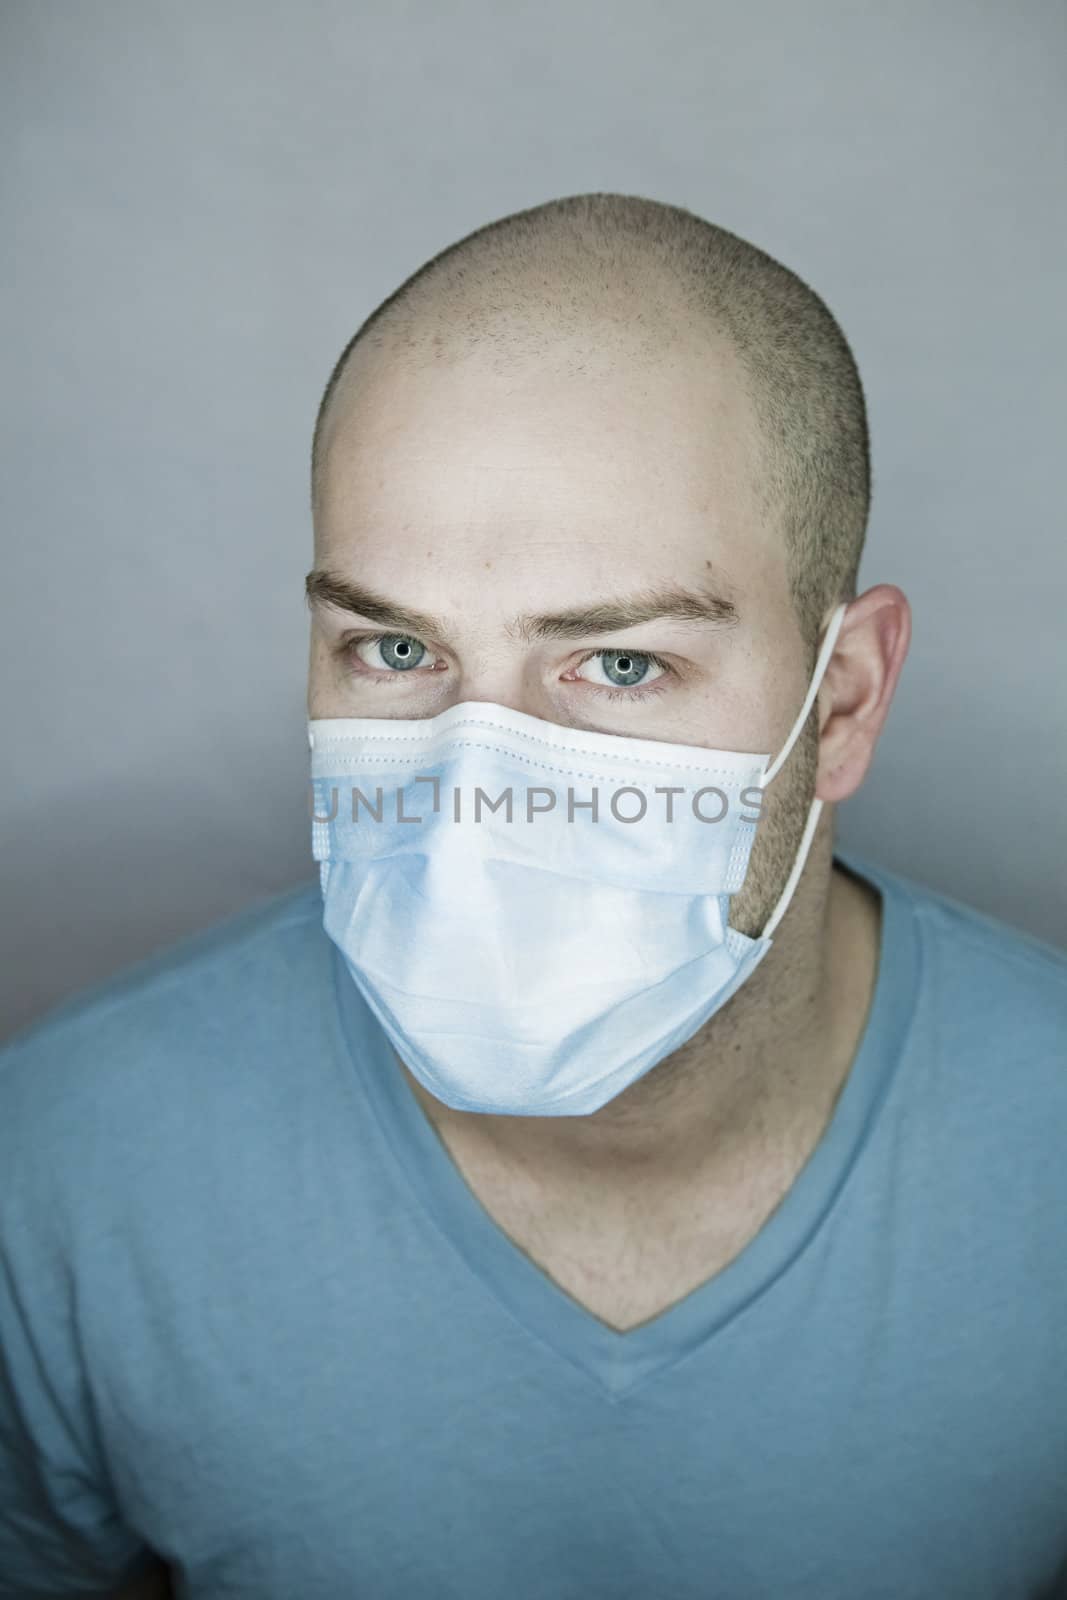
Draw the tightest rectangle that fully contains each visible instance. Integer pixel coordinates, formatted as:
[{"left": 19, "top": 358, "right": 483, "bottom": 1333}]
[
  {"left": 760, "top": 601, "right": 848, "bottom": 787},
  {"left": 758, "top": 601, "right": 849, "bottom": 940},
  {"left": 762, "top": 795, "right": 823, "bottom": 938}
]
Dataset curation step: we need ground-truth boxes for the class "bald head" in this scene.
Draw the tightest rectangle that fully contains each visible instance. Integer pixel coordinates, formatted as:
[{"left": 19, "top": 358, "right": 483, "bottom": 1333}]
[{"left": 310, "top": 192, "right": 870, "bottom": 647}]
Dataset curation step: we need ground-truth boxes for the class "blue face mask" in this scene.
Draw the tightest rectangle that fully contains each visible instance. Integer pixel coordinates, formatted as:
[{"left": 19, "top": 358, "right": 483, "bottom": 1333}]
[{"left": 309, "top": 604, "right": 847, "bottom": 1117}]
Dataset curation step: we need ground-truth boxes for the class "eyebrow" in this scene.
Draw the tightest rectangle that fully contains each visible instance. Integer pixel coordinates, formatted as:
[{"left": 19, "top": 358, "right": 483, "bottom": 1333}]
[{"left": 304, "top": 568, "right": 739, "bottom": 641}]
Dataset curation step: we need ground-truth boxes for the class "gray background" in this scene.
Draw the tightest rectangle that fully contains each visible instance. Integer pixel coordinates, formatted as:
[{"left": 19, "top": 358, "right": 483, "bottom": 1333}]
[{"left": 2, "top": 0, "right": 1065, "bottom": 1041}]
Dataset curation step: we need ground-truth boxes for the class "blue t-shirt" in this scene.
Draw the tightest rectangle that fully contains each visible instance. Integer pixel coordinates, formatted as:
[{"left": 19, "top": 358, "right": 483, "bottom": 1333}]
[{"left": 1, "top": 852, "right": 1066, "bottom": 1600}]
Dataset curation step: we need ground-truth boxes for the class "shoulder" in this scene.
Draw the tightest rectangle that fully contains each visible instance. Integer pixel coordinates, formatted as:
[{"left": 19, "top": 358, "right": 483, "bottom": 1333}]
[
  {"left": 844, "top": 850, "right": 1067, "bottom": 1020},
  {"left": 840, "top": 855, "right": 1067, "bottom": 1301},
  {"left": 841, "top": 851, "right": 1067, "bottom": 1127},
  {"left": 0, "top": 880, "right": 329, "bottom": 1170}
]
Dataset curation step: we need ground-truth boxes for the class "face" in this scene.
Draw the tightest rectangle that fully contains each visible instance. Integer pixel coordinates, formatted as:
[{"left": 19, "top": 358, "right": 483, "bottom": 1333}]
[{"left": 308, "top": 333, "right": 822, "bottom": 933}]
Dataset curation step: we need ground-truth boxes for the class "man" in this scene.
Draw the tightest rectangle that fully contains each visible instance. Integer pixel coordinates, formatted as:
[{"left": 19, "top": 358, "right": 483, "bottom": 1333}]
[{"left": 2, "top": 193, "right": 1065, "bottom": 1599}]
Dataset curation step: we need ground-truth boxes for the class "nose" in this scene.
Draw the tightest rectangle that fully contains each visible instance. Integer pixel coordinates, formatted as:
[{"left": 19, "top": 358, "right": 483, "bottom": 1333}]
[{"left": 446, "top": 656, "right": 570, "bottom": 728}]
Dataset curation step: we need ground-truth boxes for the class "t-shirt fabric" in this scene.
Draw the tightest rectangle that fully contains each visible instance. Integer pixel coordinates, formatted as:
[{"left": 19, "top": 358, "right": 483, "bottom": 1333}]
[{"left": 1, "top": 851, "right": 1066, "bottom": 1599}]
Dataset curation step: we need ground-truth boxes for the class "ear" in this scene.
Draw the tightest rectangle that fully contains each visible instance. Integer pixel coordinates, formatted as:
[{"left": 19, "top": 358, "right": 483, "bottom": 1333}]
[{"left": 814, "top": 585, "right": 911, "bottom": 804}]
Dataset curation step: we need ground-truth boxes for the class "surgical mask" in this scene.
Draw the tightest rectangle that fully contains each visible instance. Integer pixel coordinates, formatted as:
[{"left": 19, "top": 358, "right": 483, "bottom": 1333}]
[{"left": 309, "top": 602, "right": 847, "bottom": 1117}]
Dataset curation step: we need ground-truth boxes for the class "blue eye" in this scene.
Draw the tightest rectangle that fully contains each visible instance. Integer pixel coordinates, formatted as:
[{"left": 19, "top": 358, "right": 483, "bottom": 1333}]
[
  {"left": 577, "top": 650, "right": 667, "bottom": 691},
  {"left": 339, "top": 631, "right": 673, "bottom": 703},
  {"left": 356, "top": 634, "right": 428, "bottom": 672}
]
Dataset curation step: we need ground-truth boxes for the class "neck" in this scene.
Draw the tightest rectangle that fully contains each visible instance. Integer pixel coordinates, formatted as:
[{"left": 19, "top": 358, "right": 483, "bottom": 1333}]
[{"left": 397, "top": 818, "right": 882, "bottom": 1195}]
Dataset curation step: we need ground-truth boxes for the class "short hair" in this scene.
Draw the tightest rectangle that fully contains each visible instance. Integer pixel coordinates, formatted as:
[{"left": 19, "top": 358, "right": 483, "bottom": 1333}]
[{"left": 311, "top": 192, "right": 871, "bottom": 647}]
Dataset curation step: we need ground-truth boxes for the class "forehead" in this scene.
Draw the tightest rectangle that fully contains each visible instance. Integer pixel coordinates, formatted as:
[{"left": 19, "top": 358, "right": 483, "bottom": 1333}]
[{"left": 315, "top": 338, "right": 783, "bottom": 595}]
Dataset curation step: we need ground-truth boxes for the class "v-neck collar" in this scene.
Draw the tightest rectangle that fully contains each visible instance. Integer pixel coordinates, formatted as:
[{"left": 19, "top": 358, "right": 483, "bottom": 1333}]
[{"left": 331, "top": 851, "right": 919, "bottom": 1399}]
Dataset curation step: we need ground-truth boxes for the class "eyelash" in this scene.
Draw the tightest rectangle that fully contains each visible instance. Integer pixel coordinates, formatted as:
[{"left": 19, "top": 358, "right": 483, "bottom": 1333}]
[{"left": 336, "top": 633, "right": 674, "bottom": 701}]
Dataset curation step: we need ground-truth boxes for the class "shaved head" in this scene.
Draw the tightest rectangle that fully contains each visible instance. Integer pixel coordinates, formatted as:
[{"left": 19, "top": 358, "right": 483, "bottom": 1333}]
[{"left": 310, "top": 191, "right": 871, "bottom": 649}]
